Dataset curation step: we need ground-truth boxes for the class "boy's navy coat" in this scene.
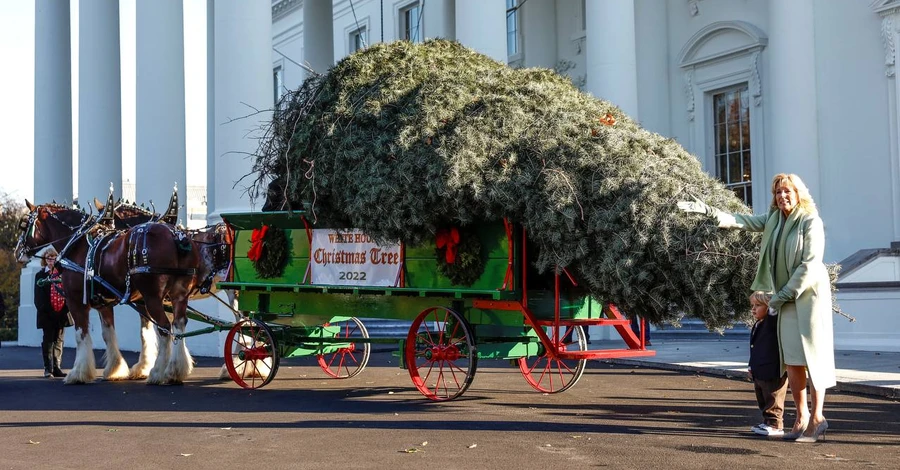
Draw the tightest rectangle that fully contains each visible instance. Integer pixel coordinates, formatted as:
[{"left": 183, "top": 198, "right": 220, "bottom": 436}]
[{"left": 749, "top": 316, "right": 782, "bottom": 381}]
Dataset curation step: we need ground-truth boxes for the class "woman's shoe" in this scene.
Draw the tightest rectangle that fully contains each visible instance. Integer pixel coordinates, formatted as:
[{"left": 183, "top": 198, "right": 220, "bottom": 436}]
[
  {"left": 783, "top": 418, "right": 809, "bottom": 440},
  {"left": 795, "top": 420, "right": 828, "bottom": 443}
]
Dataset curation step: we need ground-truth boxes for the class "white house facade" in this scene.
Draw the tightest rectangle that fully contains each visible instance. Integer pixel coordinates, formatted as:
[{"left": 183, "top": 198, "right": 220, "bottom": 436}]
[{"left": 21, "top": 0, "right": 900, "bottom": 355}]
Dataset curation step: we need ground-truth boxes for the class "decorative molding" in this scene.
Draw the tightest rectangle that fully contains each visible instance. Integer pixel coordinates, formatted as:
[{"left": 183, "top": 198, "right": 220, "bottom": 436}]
[
  {"left": 570, "top": 31, "right": 586, "bottom": 56},
  {"left": 678, "top": 21, "right": 768, "bottom": 67},
  {"left": 555, "top": 59, "right": 577, "bottom": 74},
  {"left": 872, "top": 0, "right": 900, "bottom": 17},
  {"left": 882, "top": 16, "right": 896, "bottom": 77},
  {"left": 688, "top": 0, "right": 700, "bottom": 17},
  {"left": 749, "top": 51, "right": 762, "bottom": 105},
  {"left": 272, "top": 0, "right": 303, "bottom": 22},
  {"left": 572, "top": 75, "right": 586, "bottom": 91},
  {"left": 684, "top": 69, "right": 695, "bottom": 121},
  {"left": 554, "top": 60, "right": 585, "bottom": 90}
]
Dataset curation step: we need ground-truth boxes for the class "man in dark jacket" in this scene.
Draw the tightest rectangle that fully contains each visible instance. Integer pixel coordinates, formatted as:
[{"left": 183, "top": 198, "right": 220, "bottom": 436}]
[{"left": 35, "top": 249, "right": 69, "bottom": 377}]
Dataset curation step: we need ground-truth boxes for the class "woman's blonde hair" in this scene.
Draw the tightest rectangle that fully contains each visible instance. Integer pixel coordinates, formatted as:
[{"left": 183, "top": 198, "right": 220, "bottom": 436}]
[
  {"left": 770, "top": 173, "right": 817, "bottom": 215},
  {"left": 749, "top": 290, "right": 772, "bottom": 306},
  {"left": 39, "top": 246, "right": 59, "bottom": 268}
]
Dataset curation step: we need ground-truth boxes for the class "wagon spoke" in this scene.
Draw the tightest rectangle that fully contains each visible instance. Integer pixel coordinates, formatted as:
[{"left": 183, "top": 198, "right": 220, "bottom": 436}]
[
  {"left": 518, "top": 325, "right": 587, "bottom": 394},
  {"left": 317, "top": 318, "right": 371, "bottom": 379},
  {"left": 225, "top": 319, "right": 279, "bottom": 390},
  {"left": 406, "top": 307, "right": 477, "bottom": 401}
]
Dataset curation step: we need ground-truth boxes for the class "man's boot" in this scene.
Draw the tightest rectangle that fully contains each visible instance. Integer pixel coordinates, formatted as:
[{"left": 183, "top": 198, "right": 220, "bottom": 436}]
[
  {"left": 41, "top": 341, "right": 52, "bottom": 377},
  {"left": 51, "top": 337, "right": 65, "bottom": 377}
]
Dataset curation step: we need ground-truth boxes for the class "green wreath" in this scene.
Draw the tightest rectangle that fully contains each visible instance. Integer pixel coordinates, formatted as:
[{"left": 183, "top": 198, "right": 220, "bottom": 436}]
[
  {"left": 252, "top": 227, "right": 290, "bottom": 278},
  {"left": 435, "top": 227, "right": 485, "bottom": 286}
]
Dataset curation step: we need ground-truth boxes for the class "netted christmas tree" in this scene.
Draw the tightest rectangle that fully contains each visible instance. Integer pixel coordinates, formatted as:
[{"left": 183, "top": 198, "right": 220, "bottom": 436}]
[{"left": 249, "top": 39, "right": 835, "bottom": 331}]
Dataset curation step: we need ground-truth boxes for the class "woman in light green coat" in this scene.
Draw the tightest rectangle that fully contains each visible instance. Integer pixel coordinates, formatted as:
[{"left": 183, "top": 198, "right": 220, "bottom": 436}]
[{"left": 679, "top": 173, "right": 835, "bottom": 443}]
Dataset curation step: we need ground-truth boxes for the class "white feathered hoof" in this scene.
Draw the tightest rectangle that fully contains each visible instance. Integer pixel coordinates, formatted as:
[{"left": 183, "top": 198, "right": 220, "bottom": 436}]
[
  {"left": 65, "top": 332, "right": 97, "bottom": 384},
  {"left": 64, "top": 362, "right": 96, "bottom": 384},
  {"left": 129, "top": 361, "right": 153, "bottom": 380},
  {"left": 103, "top": 357, "right": 132, "bottom": 381},
  {"left": 217, "top": 364, "right": 232, "bottom": 381},
  {"left": 146, "top": 366, "right": 167, "bottom": 385},
  {"left": 164, "top": 344, "right": 195, "bottom": 384}
]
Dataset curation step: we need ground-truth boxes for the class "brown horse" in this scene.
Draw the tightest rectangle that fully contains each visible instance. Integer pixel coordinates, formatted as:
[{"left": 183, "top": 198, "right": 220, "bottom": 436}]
[
  {"left": 92, "top": 197, "right": 236, "bottom": 379},
  {"left": 16, "top": 201, "right": 200, "bottom": 385}
]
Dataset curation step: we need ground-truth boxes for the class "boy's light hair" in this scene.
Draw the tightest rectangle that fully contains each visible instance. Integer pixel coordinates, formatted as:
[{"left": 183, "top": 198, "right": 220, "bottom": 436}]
[{"left": 749, "top": 290, "right": 772, "bottom": 305}]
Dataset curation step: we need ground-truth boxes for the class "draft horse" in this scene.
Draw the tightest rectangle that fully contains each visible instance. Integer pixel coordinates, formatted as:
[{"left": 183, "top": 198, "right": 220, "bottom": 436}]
[
  {"left": 16, "top": 202, "right": 200, "bottom": 385},
  {"left": 92, "top": 196, "right": 235, "bottom": 377}
]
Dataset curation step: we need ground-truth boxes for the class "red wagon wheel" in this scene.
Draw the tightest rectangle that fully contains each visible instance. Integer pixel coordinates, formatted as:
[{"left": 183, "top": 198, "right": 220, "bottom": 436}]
[
  {"left": 224, "top": 318, "right": 280, "bottom": 389},
  {"left": 317, "top": 317, "right": 371, "bottom": 379},
  {"left": 405, "top": 307, "right": 477, "bottom": 401},
  {"left": 518, "top": 324, "right": 587, "bottom": 393}
]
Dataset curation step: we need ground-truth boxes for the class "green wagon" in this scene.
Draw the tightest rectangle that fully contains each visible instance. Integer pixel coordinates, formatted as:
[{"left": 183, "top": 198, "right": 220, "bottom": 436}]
[{"left": 216, "top": 211, "right": 655, "bottom": 401}]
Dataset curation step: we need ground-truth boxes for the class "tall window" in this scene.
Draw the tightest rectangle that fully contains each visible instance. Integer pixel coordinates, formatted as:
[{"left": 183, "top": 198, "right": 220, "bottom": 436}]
[
  {"left": 350, "top": 26, "right": 367, "bottom": 53},
  {"left": 401, "top": 3, "right": 422, "bottom": 42},
  {"left": 273, "top": 65, "right": 284, "bottom": 108},
  {"left": 506, "top": 0, "right": 519, "bottom": 56},
  {"left": 713, "top": 85, "right": 752, "bottom": 207}
]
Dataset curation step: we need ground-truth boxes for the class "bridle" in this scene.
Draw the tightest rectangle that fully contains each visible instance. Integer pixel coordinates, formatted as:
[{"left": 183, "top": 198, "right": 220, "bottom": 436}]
[
  {"left": 191, "top": 223, "right": 234, "bottom": 294},
  {"left": 16, "top": 206, "right": 94, "bottom": 261}
]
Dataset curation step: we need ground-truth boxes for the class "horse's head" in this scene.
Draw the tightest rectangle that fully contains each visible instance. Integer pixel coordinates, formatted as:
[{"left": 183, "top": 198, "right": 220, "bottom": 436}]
[
  {"left": 15, "top": 200, "right": 91, "bottom": 263},
  {"left": 191, "top": 222, "right": 234, "bottom": 293}
]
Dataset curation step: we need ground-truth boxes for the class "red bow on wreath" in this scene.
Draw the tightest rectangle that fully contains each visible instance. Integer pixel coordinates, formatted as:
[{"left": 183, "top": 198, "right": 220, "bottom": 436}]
[
  {"left": 247, "top": 225, "right": 269, "bottom": 262},
  {"left": 436, "top": 227, "right": 460, "bottom": 264}
]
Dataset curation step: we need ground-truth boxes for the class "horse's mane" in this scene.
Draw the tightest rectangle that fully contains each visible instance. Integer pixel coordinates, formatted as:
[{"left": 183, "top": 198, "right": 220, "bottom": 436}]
[{"left": 113, "top": 200, "right": 156, "bottom": 221}]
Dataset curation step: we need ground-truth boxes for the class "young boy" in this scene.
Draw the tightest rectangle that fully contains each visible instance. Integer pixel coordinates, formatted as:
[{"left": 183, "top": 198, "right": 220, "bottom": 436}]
[{"left": 748, "top": 291, "right": 788, "bottom": 437}]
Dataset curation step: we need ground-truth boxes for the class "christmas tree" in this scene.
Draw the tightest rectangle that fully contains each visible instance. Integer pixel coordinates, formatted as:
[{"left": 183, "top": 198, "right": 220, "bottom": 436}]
[{"left": 249, "top": 39, "right": 836, "bottom": 330}]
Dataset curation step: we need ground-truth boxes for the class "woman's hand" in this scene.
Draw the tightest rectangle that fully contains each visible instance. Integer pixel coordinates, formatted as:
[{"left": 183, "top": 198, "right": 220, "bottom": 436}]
[
  {"left": 769, "top": 296, "right": 785, "bottom": 311},
  {"left": 676, "top": 197, "right": 711, "bottom": 215}
]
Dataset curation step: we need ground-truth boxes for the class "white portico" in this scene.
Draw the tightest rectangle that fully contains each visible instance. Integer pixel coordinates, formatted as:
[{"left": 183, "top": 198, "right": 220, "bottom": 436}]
[{"left": 23, "top": 0, "right": 900, "bottom": 355}]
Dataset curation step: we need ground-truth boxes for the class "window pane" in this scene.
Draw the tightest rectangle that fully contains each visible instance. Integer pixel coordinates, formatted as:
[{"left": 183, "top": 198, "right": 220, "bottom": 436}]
[
  {"left": 728, "top": 123, "right": 740, "bottom": 152},
  {"left": 729, "top": 153, "right": 742, "bottom": 183},
  {"left": 741, "top": 120, "right": 750, "bottom": 151},
  {"left": 745, "top": 184, "right": 753, "bottom": 207},
  {"left": 717, "top": 154, "right": 727, "bottom": 178},
  {"left": 716, "top": 124, "right": 727, "bottom": 154},
  {"left": 715, "top": 96, "right": 726, "bottom": 123},
  {"left": 742, "top": 150, "right": 752, "bottom": 181},
  {"left": 732, "top": 186, "right": 745, "bottom": 202},
  {"left": 729, "top": 90, "right": 742, "bottom": 123}
]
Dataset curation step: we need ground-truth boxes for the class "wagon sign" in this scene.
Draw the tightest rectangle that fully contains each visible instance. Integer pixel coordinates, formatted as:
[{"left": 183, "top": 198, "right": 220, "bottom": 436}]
[{"left": 310, "top": 229, "right": 401, "bottom": 286}]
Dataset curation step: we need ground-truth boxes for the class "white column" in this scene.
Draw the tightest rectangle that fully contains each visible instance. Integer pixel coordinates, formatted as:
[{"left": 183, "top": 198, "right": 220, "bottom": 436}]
[
  {"left": 767, "top": 0, "right": 820, "bottom": 199},
  {"left": 424, "top": 0, "right": 455, "bottom": 41},
  {"left": 635, "top": 0, "right": 669, "bottom": 136},
  {"left": 520, "top": 0, "right": 556, "bottom": 68},
  {"left": 209, "top": 0, "right": 273, "bottom": 222},
  {"left": 881, "top": 10, "right": 900, "bottom": 242},
  {"left": 136, "top": 0, "right": 187, "bottom": 223},
  {"left": 206, "top": 0, "right": 216, "bottom": 215},
  {"left": 585, "top": 0, "right": 639, "bottom": 119},
  {"left": 303, "top": 0, "right": 333, "bottom": 76},
  {"left": 455, "top": 0, "right": 506, "bottom": 63},
  {"left": 78, "top": 0, "right": 123, "bottom": 203},
  {"left": 34, "top": 0, "right": 73, "bottom": 204}
]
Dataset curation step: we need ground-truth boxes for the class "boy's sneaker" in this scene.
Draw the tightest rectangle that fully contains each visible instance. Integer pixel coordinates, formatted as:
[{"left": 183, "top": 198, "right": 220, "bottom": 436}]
[{"left": 752, "top": 424, "right": 784, "bottom": 436}]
